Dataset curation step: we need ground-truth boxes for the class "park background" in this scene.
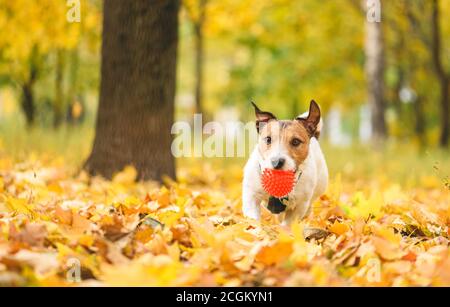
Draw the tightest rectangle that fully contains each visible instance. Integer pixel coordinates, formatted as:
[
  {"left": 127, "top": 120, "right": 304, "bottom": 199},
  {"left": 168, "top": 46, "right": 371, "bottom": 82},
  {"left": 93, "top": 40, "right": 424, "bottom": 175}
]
[{"left": 0, "top": 0, "right": 449, "bottom": 286}]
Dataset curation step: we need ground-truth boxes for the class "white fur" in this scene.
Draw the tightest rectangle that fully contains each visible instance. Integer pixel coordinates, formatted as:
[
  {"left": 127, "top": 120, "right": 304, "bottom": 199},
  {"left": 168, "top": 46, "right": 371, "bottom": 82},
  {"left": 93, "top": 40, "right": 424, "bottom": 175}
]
[{"left": 242, "top": 131, "right": 328, "bottom": 226}]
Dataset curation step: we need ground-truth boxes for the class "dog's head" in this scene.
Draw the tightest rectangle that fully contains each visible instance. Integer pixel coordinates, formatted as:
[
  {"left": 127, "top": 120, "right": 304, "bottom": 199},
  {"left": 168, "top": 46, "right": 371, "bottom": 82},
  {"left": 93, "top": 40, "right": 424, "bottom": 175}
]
[{"left": 252, "top": 100, "right": 321, "bottom": 172}]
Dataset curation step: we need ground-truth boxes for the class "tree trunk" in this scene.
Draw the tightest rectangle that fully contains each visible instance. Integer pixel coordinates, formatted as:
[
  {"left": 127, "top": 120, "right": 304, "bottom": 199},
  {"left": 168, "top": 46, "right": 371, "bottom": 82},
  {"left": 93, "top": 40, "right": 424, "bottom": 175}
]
[
  {"left": 437, "top": 78, "right": 449, "bottom": 147},
  {"left": 84, "top": 0, "right": 179, "bottom": 181},
  {"left": 21, "top": 82, "right": 35, "bottom": 127},
  {"left": 414, "top": 95, "right": 426, "bottom": 147},
  {"left": 364, "top": 9, "right": 387, "bottom": 141},
  {"left": 20, "top": 49, "right": 39, "bottom": 127},
  {"left": 194, "top": 0, "right": 206, "bottom": 116},
  {"left": 392, "top": 36, "right": 405, "bottom": 124},
  {"left": 430, "top": 0, "right": 449, "bottom": 147},
  {"left": 54, "top": 49, "right": 65, "bottom": 128},
  {"left": 67, "top": 47, "right": 79, "bottom": 124}
]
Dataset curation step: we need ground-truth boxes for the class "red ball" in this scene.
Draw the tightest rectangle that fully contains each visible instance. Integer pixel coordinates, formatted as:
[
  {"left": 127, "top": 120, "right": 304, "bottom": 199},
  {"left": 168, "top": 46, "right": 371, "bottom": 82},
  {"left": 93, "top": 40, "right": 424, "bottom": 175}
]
[{"left": 261, "top": 168, "right": 296, "bottom": 198}]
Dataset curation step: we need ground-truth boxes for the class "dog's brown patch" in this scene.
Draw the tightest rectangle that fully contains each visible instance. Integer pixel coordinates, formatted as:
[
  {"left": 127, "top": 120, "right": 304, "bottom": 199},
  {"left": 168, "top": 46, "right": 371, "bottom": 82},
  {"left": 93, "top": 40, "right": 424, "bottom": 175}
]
[
  {"left": 282, "top": 121, "right": 310, "bottom": 165},
  {"left": 295, "top": 100, "right": 321, "bottom": 138},
  {"left": 254, "top": 100, "right": 321, "bottom": 167},
  {"left": 259, "top": 120, "right": 310, "bottom": 166}
]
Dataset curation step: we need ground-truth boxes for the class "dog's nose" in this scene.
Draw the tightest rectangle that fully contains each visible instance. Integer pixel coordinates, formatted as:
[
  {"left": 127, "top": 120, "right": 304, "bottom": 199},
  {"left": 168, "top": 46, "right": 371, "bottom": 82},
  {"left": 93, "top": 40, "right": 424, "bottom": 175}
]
[{"left": 271, "top": 158, "right": 285, "bottom": 169}]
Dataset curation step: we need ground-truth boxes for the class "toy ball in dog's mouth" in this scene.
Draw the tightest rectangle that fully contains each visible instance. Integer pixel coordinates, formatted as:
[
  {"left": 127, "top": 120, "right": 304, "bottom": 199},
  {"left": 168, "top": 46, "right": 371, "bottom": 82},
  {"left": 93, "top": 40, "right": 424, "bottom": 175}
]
[{"left": 261, "top": 169, "right": 296, "bottom": 198}]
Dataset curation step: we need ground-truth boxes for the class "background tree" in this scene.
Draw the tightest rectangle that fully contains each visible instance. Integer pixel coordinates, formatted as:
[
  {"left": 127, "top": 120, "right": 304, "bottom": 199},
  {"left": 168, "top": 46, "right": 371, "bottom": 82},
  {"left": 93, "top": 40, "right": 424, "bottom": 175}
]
[
  {"left": 348, "top": 0, "right": 387, "bottom": 141},
  {"left": 20, "top": 46, "right": 42, "bottom": 127},
  {"left": 364, "top": 3, "right": 387, "bottom": 140},
  {"left": 430, "top": 0, "right": 449, "bottom": 147},
  {"left": 404, "top": 0, "right": 449, "bottom": 147},
  {"left": 0, "top": 0, "right": 448, "bottom": 149},
  {"left": 0, "top": 0, "right": 99, "bottom": 128},
  {"left": 53, "top": 49, "right": 66, "bottom": 128},
  {"left": 202, "top": 0, "right": 364, "bottom": 118},
  {"left": 184, "top": 0, "right": 207, "bottom": 116},
  {"left": 84, "top": 0, "right": 179, "bottom": 181}
]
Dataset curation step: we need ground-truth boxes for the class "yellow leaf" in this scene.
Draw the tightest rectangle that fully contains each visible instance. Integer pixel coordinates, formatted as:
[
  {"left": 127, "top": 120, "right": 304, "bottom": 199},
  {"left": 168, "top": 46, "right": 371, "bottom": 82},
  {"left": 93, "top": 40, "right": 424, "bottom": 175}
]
[
  {"left": 6, "top": 197, "right": 35, "bottom": 218},
  {"left": 348, "top": 191, "right": 383, "bottom": 220},
  {"left": 47, "top": 183, "right": 63, "bottom": 194},
  {"left": 329, "top": 221, "right": 350, "bottom": 236},
  {"left": 256, "top": 240, "right": 293, "bottom": 266},
  {"left": 113, "top": 165, "right": 137, "bottom": 184}
]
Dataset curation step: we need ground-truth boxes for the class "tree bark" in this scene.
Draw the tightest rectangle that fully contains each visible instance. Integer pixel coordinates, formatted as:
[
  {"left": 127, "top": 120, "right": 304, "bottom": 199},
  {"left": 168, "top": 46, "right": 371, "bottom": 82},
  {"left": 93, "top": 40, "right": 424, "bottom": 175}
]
[
  {"left": 21, "top": 82, "right": 35, "bottom": 127},
  {"left": 194, "top": 0, "right": 206, "bottom": 116},
  {"left": 364, "top": 8, "right": 387, "bottom": 141},
  {"left": 66, "top": 47, "right": 86, "bottom": 125},
  {"left": 84, "top": 0, "right": 179, "bottom": 181},
  {"left": 430, "top": 0, "right": 449, "bottom": 147},
  {"left": 67, "top": 48, "right": 78, "bottom": 122},
  {"left": 20, "top": 48, "right": 39, "bottom": 127},
  {"left": 54, "top": 49, "right": 65, "bottom": 128},
  {"left": 414, "top": 95, "right": 426, "bottom": 147},
  {"left": 391, "top": 23, "right": 405, "bottom": 123}
]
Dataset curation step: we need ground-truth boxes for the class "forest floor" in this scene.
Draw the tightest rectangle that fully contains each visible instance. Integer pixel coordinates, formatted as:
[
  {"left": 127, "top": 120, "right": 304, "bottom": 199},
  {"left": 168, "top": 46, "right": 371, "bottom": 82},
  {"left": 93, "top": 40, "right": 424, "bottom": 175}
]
[{"left": 0, "top": 133, "right": 449, "bottom": 286}]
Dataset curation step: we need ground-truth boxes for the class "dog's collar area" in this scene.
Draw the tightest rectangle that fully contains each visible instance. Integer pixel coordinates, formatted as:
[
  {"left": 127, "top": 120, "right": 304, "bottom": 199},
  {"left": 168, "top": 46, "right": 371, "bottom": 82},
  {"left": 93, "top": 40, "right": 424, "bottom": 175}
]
[
  {"left": 267, "top": 196, "right": 288, "bottom": 214},
  {"left": 258, "top": 164, "right": 303, "bottom": 214},
  {"left": 294, "top": 168, "right": 302, "bottom": 185}
]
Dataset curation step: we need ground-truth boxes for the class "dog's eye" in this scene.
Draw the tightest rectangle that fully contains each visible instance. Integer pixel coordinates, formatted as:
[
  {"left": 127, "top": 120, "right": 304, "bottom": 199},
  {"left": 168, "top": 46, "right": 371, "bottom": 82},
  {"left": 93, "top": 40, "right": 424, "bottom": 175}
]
[
  {"left": 264, "top": 136, "right": 272, "bottom": 145},
  {"left": 291, "top": 138, "right": 302, "bottom": 147}
]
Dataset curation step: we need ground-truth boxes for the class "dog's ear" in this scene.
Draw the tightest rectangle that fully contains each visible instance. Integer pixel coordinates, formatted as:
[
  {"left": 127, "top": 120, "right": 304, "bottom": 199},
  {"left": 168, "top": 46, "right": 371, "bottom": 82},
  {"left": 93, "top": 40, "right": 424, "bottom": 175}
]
[
  {"left": 251, "top": 101, "right": 276, "bottom": 133},
  {"left": 296, "top": 100, "right": 321, "bottom": 137}
]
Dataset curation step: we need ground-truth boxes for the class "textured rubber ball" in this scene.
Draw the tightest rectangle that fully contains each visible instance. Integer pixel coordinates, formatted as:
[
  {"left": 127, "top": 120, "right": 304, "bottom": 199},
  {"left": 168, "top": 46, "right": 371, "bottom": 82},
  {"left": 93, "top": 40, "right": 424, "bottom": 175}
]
[{"left": 261, "top": 169, "right": 295, "bottom": 198}]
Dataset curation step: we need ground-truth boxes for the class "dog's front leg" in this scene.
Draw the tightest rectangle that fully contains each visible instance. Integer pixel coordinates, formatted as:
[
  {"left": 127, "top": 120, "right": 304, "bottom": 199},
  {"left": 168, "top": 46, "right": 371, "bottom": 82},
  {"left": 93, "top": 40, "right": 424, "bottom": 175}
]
[{"left": 242, "top": 188, "right": 262, "bottom": 221}]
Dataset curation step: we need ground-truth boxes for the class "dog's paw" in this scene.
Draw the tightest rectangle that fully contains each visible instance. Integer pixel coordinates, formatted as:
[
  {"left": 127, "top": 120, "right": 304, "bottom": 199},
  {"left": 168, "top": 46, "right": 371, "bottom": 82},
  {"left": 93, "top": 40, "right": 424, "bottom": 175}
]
[{"left": 242, "top": 206, "right": 260, "bottom": 221}]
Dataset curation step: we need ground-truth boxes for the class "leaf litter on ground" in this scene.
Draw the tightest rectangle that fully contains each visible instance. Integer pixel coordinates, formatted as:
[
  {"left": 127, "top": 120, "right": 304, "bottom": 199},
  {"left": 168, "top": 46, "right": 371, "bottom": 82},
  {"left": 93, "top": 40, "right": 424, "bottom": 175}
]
[{"left": 0, "top": 156, "right": 449, "bottom": 286}]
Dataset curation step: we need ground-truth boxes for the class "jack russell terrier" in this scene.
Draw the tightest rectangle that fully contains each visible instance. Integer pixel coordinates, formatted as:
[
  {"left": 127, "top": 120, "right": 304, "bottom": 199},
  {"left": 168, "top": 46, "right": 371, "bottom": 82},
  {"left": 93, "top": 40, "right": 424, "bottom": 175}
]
[{"left": 242, "top": 100, "right": 328, "bottom": 226}]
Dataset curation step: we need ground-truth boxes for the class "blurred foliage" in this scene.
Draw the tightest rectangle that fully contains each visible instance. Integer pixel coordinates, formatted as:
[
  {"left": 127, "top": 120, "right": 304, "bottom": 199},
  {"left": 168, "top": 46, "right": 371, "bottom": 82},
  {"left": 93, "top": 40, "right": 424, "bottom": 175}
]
[
  {"left": 0, "top": 0, "right": 448, "bottom": 144},
  {"left": 180, "top": 0, "right": 366, "bottom": 117},
  {"left": 0, "top": 0, "right": 101, "bottom": 126},
  {"left": 179, "top": 0, "right": 450, "bottom": 143}
]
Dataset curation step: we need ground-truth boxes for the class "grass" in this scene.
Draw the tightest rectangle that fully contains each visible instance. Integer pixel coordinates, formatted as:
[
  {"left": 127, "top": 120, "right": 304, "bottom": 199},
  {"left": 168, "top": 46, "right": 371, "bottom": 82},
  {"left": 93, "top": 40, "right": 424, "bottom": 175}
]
[
  {"left": 321, "top": 142, "right": 449, "bottom": 189},
  {"left": 0, "top": 117, "right": 94, "bottom": 168}
]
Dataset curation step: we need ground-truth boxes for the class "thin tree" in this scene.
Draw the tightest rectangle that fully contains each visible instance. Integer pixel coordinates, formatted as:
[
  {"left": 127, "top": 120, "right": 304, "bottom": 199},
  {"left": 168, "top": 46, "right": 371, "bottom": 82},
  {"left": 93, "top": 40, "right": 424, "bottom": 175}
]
[
  {"left": 430, "top": 0, "right": 448, "bottom": 147},
  {"left": 405, "top": 0, "right": 449, "bottom": 147},
  {"left": 349, "top": 0, "right": 388, "bottom": 141},
  {"left": 53, "top": 49, "right": 65, "bottom": 128},
  {"left": 185, "top": 0, "right": 207, "bottom": 115},
  {"left": 20, "top": 45, "right": 40, "bottom": 127},
  {"left": 364, "top": 1, "right": 387, "bottom": 140}
]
